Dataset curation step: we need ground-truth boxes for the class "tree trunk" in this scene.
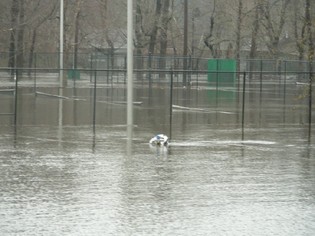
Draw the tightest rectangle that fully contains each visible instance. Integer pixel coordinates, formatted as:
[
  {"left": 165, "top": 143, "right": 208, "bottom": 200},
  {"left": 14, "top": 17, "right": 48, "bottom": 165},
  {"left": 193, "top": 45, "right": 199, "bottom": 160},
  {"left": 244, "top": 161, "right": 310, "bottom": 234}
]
[
  {"left": 249, "top": 0, "right": 261, "bottom": 59},
  {"left": 28, "top": 29, "right": 36, "bottom": 75},
  {"left": 16, "top": 0, "right": 25, "bottom": 71},
  {"left": 8, "top": 0, "right": 19, "bottom": 74},
  {"left": 148, "top": 0, "right": 162, "bottom": 55},
  {"left": 305, "top": 0, "right": 313, "bottom": 134},
  {"left": 135, "top": 0, "right": 145, "bottom": 80},
  {"left": 159, "top": 0, "right": 170, "bottom": 79},
  {"left": 235, "top": 0, "right": 243, "bottom": 74},
  {"left": 294, "top": 4, "right": 306, "bottom": 61},
  {"left": 203, "top": 0, "right": 218, "bottom": 58},
  {"left": 262, "top": 0, "right": 290, "bottom": 57},
  {"left": 27, "top": 2, "right": 57, "bottom": 74},
  {"left": 305, "top": 0, "right": 314, "bottom": 62},
  {"left": 159, "top": 0, "right": 170, "bottom": 56},
  {"left": 248, "top": 0, "right": 261, "bottom": 79},
  {"left": 73, "top": 2, "right": 81, "bottom": 72}
]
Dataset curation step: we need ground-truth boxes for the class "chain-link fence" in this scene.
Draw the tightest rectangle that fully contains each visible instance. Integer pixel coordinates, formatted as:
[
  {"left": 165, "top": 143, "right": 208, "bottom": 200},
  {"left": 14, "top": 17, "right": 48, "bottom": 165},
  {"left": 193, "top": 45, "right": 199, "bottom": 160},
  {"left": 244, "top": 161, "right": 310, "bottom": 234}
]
[
  {"left": 0, "top": 64, "right": 313, "bottom": 143},
  {"left": 1, "top": 52, "right": 313, "bottom": 83}
]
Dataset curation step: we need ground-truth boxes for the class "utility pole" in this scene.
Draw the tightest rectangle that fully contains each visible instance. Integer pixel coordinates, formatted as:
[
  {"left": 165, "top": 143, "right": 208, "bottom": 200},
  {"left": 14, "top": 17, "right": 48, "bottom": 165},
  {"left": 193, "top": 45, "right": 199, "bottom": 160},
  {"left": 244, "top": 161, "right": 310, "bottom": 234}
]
[
  {"left": 59, "top": 0, "right": 64, "bottom": 88},
  {"left": 127, "top": 0, "right": 134, "bottom": 141},
  {"left": 183, "top": 0, "right": 188, "bottom": 86}
]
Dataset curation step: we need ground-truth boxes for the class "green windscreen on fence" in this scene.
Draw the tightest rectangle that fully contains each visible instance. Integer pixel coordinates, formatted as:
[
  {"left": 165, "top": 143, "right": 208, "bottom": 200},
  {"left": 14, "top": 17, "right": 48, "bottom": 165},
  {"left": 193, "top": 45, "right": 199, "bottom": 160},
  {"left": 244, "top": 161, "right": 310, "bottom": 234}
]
[
  {"left": 67, "top": 69, "right": 80, "bottom": 80},
  {"left": 208, "top": 59, "right": 236, "bottom": 86}
]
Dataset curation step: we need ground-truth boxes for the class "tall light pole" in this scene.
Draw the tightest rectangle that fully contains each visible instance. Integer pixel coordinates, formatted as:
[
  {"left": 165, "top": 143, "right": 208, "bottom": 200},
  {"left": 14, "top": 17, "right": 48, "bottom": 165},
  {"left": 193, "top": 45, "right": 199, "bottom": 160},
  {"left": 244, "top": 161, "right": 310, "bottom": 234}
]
[
  {"left": 127, "top": 0, "right": 134, "bottom": 140},
  {"left": 183, "top": 0, "right": 188, "bottom": 86},
  {"left": 59, "top": 0, "right": 64, "bottom": 88},
  {"left": 58, "top": 0, "right": 64, "bottom": 145}
]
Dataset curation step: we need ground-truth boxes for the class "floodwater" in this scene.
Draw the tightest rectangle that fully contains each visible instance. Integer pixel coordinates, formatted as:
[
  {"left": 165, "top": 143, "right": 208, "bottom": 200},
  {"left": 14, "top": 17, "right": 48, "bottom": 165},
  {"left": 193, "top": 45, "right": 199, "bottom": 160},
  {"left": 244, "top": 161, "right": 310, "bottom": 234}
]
[{"left": 0, "top": 78, "right": 315, "bottom": 235}]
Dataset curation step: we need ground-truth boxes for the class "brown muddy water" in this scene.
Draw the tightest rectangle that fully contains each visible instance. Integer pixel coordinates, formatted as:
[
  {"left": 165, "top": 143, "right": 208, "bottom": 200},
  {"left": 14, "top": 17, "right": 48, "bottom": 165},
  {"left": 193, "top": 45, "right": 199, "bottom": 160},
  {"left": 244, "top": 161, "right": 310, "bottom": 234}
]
[{"left": 0, "top": 79, "right": 314, "bottom": 235}]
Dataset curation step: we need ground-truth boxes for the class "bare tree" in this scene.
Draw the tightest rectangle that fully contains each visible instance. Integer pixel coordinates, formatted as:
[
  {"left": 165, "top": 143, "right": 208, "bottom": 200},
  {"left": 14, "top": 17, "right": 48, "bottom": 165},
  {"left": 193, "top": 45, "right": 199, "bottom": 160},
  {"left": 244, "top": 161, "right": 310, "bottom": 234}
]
[
  {"left": 62, "top": 0, "right": 84, "bottom": 68},
  {"left": 2, "top": 0, "right": 315, "bottom": 72},
  {"left": 305, "top": 0, "right": 314, "bottom": 62},
  {"left": 203, "top": 0, "right": 219, "bottom": 58},
  {"left": 159, "top": 0, "right": 171, "bottom": 57},
  {"left": 8, "top": 0, "right": 19, "bottom": 71},
  {"left": 134, "top": 0, "right": 147, "bottom": 56},
  {"left": 148, "top": 0, "right": 162, "bottom": 55},
  {"left": 235, "top": 0, "right": 243, "bottom": 67},
  {"left": 27, "top": 1, "right": 58, "bottom": 70},
  {"left": 261, "top": 0, "right": 290, "bottom": 57},
  {"left": 249, "top": 0, "right": 262, "bottom": 59},
  {"left": 159, "top": 0, "right": 171, "bottom": 78}
]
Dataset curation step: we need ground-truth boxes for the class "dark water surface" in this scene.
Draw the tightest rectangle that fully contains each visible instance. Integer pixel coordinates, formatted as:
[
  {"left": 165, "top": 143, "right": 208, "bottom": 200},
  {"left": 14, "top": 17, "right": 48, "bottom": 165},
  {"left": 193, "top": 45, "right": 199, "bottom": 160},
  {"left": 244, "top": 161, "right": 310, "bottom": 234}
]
[{"left": 0, "top": 82, "right": 314, "bottom": 235}]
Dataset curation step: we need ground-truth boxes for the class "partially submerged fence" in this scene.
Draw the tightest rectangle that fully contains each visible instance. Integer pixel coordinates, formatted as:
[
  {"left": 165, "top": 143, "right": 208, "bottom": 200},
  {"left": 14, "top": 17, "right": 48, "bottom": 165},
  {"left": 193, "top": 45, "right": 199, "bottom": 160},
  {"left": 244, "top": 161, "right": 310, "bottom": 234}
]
[
  {"left": 0, "top": 55, "right": 314, "bottom": 141},
  {"left": 1, "top": 51, "right": 314, "bottom": 79}
]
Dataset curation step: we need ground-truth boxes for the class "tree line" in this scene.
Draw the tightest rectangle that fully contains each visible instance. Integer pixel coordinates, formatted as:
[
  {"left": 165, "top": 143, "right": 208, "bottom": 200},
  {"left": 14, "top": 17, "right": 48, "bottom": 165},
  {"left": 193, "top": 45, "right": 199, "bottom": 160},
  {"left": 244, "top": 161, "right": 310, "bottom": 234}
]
[{"left": 0, "top": 0, "right": 314, "bottom": 69}]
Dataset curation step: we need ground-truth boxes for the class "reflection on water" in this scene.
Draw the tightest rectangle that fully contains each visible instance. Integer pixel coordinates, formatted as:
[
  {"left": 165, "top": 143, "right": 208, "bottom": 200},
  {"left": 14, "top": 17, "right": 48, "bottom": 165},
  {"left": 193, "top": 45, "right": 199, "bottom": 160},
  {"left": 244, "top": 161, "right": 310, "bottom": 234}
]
[{"left": 0, "top": 84, "right": 314, "bottom": 235}]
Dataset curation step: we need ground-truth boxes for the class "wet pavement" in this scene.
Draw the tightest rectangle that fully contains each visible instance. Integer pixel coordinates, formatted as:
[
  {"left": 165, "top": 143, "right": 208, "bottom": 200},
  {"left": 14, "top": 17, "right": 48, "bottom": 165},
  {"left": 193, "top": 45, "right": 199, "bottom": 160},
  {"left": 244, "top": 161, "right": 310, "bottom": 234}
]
[{"left": 0, "top": 79, "right": 314, "bottom": 235}]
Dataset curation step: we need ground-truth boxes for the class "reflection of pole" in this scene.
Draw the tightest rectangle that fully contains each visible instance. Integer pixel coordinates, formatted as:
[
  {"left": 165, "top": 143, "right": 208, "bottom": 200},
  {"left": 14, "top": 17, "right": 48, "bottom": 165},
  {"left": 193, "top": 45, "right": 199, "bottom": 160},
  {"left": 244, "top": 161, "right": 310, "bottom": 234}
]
[
  {"left": 191, "top": 13, "right": 195, "bottom": 58},
  {"left": 242, "top": 72, "right": 246, "bottom": 140},
  {"left": 93, "top": 70, "right": 97, "bottom": 133},
  {"left": 59, "top": 0, "right": 64, "bottom": 88},
  {"left": 58, "top": 88, "right": 63, "bottom": 147},
  {"left": 283, "top": 60, "right": 287, "bottom": 125},
  {"left": 34, "top": 53, "right": 37, "bottom": 95},
  {"left": 308, "top": 61, "right": 313, "bottom": 142},
  {"left": 127, "top": 0, "right": 133, "bottom": 142}
]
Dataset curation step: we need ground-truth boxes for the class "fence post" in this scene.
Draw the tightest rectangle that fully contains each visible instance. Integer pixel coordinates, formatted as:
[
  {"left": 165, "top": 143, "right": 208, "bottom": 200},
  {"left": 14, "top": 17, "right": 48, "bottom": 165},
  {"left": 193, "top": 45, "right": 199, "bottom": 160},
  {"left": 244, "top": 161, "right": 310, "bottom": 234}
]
[
  {"left": 283, "top": 60, "right": 287, "bottom": 104},
  {"left": 14, "top": 68, "right": 18, "bottom": 126},
  {"left": 148, "top": 53, "right": 152, "bottom": 86},
  {"left": 169, "top": 68, "right": 174, "bottom": 140},
  {"left": 107, "top": 53, "right": 110, "bottom": 84},
  {"left": 189, "top": 55, "right": 192, "bottom": 85},
  {"left": 278, "top": 59, "right": 282, "bottom": 87},
  {"left": 34, "top": 53, "right": 37, "bottom": 95},
  {"left": 216, "top": 59, "right": 219, "bottom": 93},
  {"left": 260, "top": 59, "right": 263, "bottom": 93},
  {"left": 124, "top": 55, "right": 127, "bottom": 84}
]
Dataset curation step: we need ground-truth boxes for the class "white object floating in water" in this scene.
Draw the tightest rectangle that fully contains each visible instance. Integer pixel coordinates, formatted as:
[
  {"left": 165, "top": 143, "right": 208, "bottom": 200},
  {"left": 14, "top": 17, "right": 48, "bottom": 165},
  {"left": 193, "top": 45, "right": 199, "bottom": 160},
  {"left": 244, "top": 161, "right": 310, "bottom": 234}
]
[
  {"left": 149, "top": 134, "right": 169, "bottom": 146},
  {"left": 295, "top": 82, "right": 310, "bottom": 86}
]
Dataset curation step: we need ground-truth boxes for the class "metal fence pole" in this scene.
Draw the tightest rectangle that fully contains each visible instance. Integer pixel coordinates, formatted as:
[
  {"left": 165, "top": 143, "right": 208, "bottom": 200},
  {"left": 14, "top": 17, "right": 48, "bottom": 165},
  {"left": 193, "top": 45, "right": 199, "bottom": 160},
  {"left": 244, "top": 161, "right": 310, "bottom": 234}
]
[
  {"left": 283, "top": 60, "right": 287, "bottom": 104},
  {"left": 34, "top": 53, "right": 37, "bottom": 95},
  {"left": 90, "top": 54, "right": 93, "bottom": 83},
  {"left": 169, "top": 68, "right": 174, "bottom": 141},
  {"left": 242, "top": 71, "right": 246, "bottom": 140},
  {"left": 14, "top": 68, "right": 18, "bottom": 125},
  {"left": 148, "top": 53, "right": 152, "bottom": 86},
  {"left": 260, "top": 59, "right": 263, "bottom": 93},
  {"left": 124, "top": 55, "right": 127, "bottom": 84},
  {"left": 107, "top": 53, "right": 110, "bottom": 84}
]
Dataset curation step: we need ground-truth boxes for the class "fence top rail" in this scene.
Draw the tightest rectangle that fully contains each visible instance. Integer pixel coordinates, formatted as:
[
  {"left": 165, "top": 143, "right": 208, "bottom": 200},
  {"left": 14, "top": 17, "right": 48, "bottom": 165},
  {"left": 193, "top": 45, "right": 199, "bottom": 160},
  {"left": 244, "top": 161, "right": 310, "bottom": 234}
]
[
  {"left": 0, "top": 67, "right": 313, "bottom": 75},
  {"left": 244, "top": 58, "right": 315, "bottom": 63}
]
